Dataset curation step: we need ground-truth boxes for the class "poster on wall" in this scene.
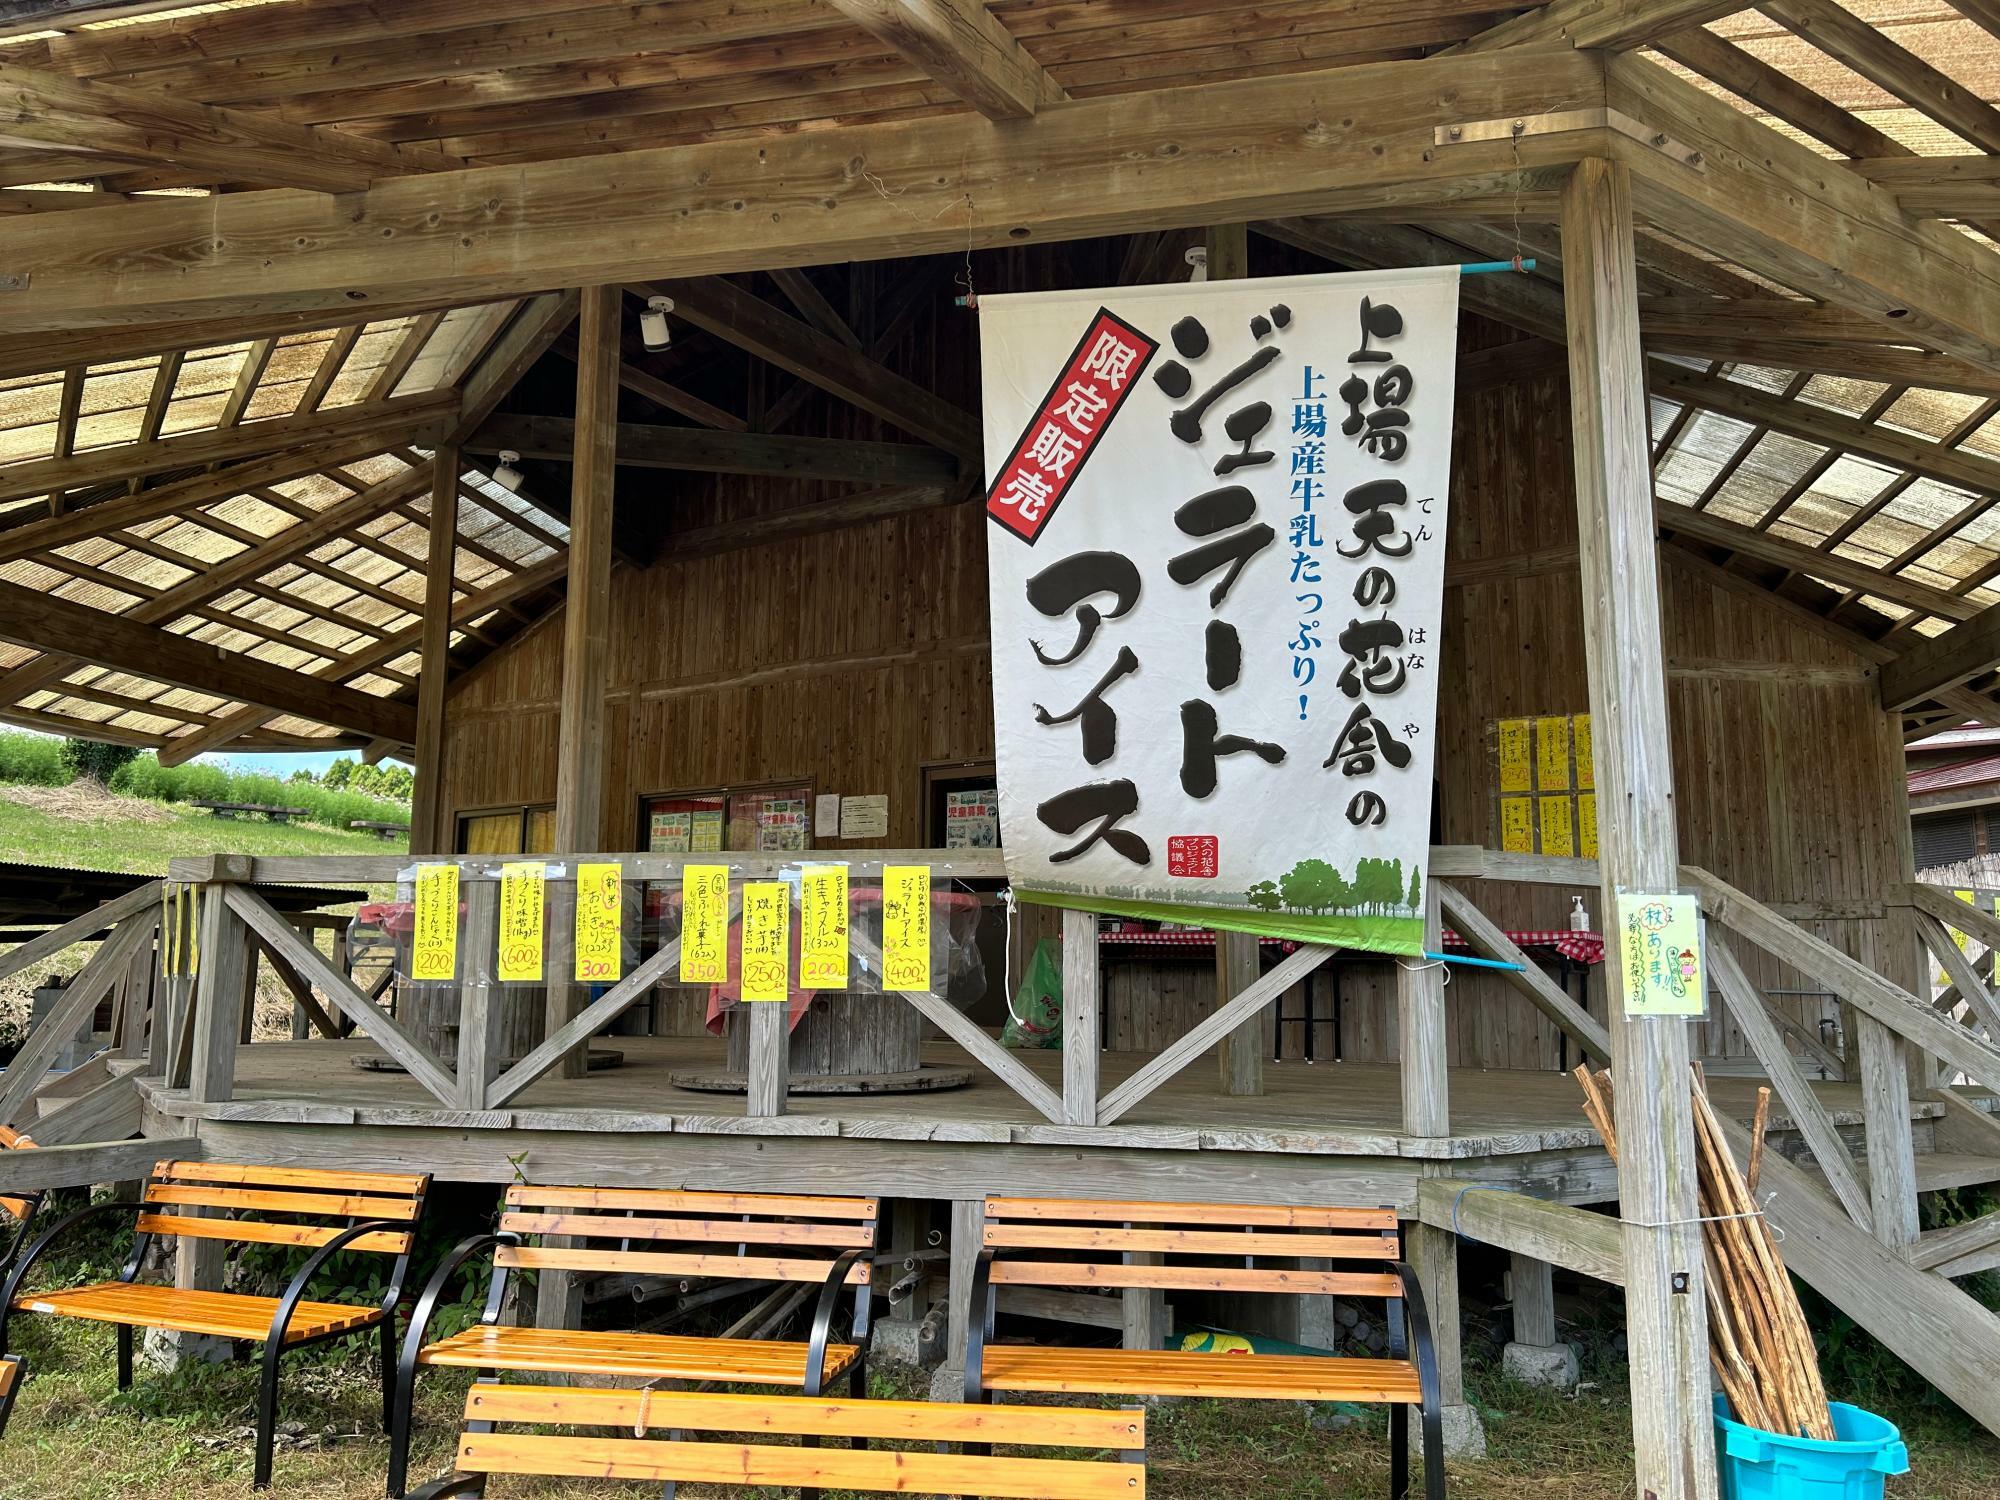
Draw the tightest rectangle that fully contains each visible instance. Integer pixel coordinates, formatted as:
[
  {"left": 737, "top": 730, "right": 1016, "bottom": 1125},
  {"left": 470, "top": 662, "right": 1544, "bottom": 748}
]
[
  {"left": 648, "top": 811, "right": 692, "bottom": 854},
  {"left": 945, "top": 788, "right": 1000, "bottom": 849},
  {"left": 756, "top": 798, "right": 808, "bottom": 852},
  {"left": 982, "top": 267, "right": 1459, "bottom": 956}
]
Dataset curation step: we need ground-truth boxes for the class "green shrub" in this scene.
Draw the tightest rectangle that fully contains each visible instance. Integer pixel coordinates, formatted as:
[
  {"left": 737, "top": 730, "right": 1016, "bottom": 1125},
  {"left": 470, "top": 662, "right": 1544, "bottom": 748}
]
[
  {"left": 0, "top": 730, "right": 73, "bottom": 787},
  {"left": 110, "top": 754, "right": 408, "bottom": 833},
  {"left": 59, "top": 739, "right": 139, "bottom": 785}
]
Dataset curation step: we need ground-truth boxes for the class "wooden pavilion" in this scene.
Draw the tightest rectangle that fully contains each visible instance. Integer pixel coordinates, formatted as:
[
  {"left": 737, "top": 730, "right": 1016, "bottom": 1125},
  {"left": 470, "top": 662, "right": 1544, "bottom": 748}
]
[{"left": 8, "top": 3, "right": 2000, "bottom": 1495}]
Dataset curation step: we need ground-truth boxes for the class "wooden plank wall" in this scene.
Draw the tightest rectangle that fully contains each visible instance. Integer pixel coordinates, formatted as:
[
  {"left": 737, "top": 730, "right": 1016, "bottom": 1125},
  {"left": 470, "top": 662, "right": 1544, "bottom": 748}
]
[{"left": 439, "top": 250, "right": 1900, "bottom": 1070}]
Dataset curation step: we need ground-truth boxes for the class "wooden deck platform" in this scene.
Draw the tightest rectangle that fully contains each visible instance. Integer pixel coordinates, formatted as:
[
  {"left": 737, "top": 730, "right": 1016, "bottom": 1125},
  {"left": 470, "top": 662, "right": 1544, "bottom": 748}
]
[{"left": 138, "top": 1036, "right": 1969, "bottom": 1214}]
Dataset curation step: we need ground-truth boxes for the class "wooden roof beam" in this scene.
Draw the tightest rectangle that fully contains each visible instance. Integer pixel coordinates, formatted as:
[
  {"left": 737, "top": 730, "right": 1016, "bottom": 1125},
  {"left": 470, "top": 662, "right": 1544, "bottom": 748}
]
[
  {"left": 1648, "top": 358, "right": 2000, "bottom": 502},
  {"left": 822, "top": 0, "right": 1065, "bottom": 119},
  {"left": 636, "top": 277, "right": 982, "bottom": 459},
  {"left": 0, "top": 578, "right": 415, "bottom": 744},
  {"left": 0, "top": 61, "right": 459, "bottom": 193},
  {"left": 0, "top": 388, "right": 455, "bottom": 505},
  {"left": 466, "top": 413, "right": 960, "bottom": 486},
  {"left": 1452, "top": 0, "right": 1745, "bottom": 53},
  {"left": 0, "top": 463, "right": 434, "bottom": 712},
  {"left": 1882, "top": 603, "right": 2000, "bottom": 711},
  {"left": 161, "top": 550, "right": 567, "bottom": 765},
  {"left": 1605, "top": 54, "right": 2000, "bottom": 373},
  {"left": 0, "top": 49, "right": 1610, "bottom": 333}
]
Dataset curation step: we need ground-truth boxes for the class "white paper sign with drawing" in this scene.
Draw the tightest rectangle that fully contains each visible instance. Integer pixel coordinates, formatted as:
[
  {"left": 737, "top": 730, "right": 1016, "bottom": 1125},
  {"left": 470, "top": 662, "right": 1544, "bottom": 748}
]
[{"left": 981, "top": 267, "right": 1459, "bottom": 956}]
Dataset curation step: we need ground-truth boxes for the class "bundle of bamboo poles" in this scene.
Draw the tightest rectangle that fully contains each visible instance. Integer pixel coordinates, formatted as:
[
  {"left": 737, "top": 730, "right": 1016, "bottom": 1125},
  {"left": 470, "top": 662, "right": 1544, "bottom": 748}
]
[{"left": 1574, "top": 1064, "right": 1834, "bottom": 1441}]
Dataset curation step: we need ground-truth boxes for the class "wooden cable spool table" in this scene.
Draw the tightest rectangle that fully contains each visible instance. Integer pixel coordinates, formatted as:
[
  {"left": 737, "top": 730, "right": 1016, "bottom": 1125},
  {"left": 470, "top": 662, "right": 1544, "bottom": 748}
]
[{"left": 671, "top": 888, "right": 983, "bottom": 1096}]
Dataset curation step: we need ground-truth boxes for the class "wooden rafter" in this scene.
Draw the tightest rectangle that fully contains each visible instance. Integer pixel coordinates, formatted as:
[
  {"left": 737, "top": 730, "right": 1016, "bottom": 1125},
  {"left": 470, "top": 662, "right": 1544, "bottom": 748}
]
[
  {"left": 1882, "top": 603, "right": 2000, "bottom": 711},
  {"left": 0, "top": 576, "right": 415, "bottom": 742},
  {"left": 161, "top": 551, "right": 567, "bottom": 764},
  {"left": 0, "top": 388, "right": 455, "bottom": 505},
  {"left": 1455, "top": 0, "right": 1744, "bottom": 54},
  {"left": 466, "top": 414, "right": 960, "bottom": 486},
  {"left": 0, "top": 455, "right": 436, "bottom": 705},
  {"left": 822, "top": 0, "right": 1065, "bottom": 119},
  {"left": 0, "top": 61, "right": 459, "bottom": 191}
]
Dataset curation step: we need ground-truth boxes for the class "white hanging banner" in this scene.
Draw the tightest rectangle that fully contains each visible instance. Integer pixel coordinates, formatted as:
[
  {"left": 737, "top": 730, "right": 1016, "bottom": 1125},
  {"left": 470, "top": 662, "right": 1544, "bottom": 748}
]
[{"left": 982, "top": 267, "right": 1459, "bottom": 957}]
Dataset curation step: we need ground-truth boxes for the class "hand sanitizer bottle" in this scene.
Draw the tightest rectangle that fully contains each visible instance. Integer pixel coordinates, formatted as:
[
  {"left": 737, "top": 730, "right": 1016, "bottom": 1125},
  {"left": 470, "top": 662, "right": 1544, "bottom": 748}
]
[{"left": 1570, "top": 896, "right": 1591, "bottom": 933}]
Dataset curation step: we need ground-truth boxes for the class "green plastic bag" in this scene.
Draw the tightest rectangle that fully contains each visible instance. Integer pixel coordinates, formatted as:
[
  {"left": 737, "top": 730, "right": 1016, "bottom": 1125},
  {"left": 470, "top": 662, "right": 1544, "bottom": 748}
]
[{"left": 1002, "top": 937, "right": 1063, "bottom": 1049}]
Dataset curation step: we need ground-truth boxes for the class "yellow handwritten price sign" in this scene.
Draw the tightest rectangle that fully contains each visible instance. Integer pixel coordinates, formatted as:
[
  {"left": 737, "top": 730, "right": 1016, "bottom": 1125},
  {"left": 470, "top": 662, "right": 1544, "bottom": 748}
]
[
  {"left": 882, "top": 865, "right": 932, "bottom": 993},
  {"left": 1574, "top": 713, "right": 1594, "bottom": 791},
  {"left": 1537, "top": 796, "right": 1575, "bottom": 857},
  {"left": 1497, "top": 718, "right": 1532, "bottom": 794},
  {"left": 1578, "top": 791, "right": 1598, "bottom": 859},
  {"left": 1535, "top": 716, "right": 1571, "bottom": 791},
  {"left": 680, "top": 865, "right": 729, "bottom": 985},
  {"left": 1499, "top": 796, "right": 1534, "bottom": 853},
  {"left": 1615, "top": 891, "right": 1705, "bottom": 1017},
  {"left": 800, "top": 864, "right": 849, "bottom": 989},
  {"left": 740, "top": 881, "right": 790, "bottom": 1002},
  {"left": 411, "top": 864, "right": 459, "bottom": 981},
  {"left": 497, "top": 861, "right": 546, "bottom": 983},
  {"left": 574, "top": 863, "right": 623, "bottom": 984}
]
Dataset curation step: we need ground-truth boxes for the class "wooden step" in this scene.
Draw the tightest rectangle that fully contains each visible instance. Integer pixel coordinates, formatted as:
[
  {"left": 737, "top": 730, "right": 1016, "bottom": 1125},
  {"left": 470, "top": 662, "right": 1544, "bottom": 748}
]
[{"left": 1913, "top": 1152, "right": 2000, "bottom": 1193}]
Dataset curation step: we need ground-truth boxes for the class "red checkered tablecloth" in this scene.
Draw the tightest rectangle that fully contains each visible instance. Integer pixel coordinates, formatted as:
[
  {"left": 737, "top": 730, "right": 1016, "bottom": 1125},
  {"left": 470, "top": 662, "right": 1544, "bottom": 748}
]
[
  {"left": 1097, "top": 926, "right": 1605, "bottom": 965},
  {"left": 1441, "top": 928, "right": 1605, "bottom": 965}
]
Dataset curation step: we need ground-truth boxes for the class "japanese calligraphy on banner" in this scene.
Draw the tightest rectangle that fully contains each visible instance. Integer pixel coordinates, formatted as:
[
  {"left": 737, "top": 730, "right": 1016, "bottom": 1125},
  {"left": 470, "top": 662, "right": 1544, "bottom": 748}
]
[
  {"left": 1614, "top": 891, "right": 1706, "bottom": 1017},
  {"left": 882, "top": 865, "right": 932, "bottom": 992},
  {"left": 680, "top": 865, "right": 729, "bottom": 985},
  {"left": 982, "top": 268, "right": 1459, "bottom": 956},
  {"left": 575, "top": 862, "right": 623, "bottom": 983},
  {"left": 740, "top": 881, "right": 790, "bottom": 1002},
  {"left": 497, "top": 862, "right": 545, "bottom": 982},
  {"left": 411, "top": 864, "right": 459, "bottom": 981},
  {"left": 801, "top": 864, "right": 849, "bottom": 989}
]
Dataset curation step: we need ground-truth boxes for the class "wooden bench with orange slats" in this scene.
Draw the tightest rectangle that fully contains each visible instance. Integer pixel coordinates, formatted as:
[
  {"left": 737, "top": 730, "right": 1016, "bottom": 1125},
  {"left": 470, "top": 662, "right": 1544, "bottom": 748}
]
[
  {"left": 405, "top": 1382, "right": 1146, "bottom": 1500},
  {"left": 966, "top": 1196, "right": 1447, "bottom": 1500},
  {"left": 389, "top": 1186, "right": 883, "bottom": 1499},
  {"left": 0, "top": 1159, "right": 430, "bottom": 1490},
  {"left": 0, "top": 1126, "right": 34, "bottom": 1441}
]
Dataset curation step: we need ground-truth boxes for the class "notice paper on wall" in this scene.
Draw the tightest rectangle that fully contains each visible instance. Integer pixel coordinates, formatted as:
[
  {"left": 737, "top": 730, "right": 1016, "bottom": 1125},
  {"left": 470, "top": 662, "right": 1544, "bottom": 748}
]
[
  {"left": 574, "top": 862, "right": 622, "bottom": 984},
  {"left": 882, "top": 864, "right": 932, "bottom": 992},
  {"left": 815, "top": 794, "right": 841, "bottom": 838},
  {"left": 1614, "top": 890, "right": 1705, "bottom": 1017},
  {"left": 680, "top": 864, "right": 729, "bottom": 985},
  {"left": 497, "top": 861, "right": 546, "bottom": 983},
  {"left": 800, "top": 863, "right": 849, "bottom": 989},
  {"left": 411, "top": 864, "right": 458, "bottom": 982},
  {"left": 840, "top": 793, "right": 889, "bottom": 840},
  {"left": 740, "top": 881, "right": 791, "bottom": 1002}
]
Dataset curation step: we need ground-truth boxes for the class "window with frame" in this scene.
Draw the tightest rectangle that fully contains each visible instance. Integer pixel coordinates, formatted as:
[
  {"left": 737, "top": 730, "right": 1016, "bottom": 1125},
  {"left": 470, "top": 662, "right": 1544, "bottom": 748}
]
[{"left": 456, "top": 804, "right": 555, "bottom": 856}]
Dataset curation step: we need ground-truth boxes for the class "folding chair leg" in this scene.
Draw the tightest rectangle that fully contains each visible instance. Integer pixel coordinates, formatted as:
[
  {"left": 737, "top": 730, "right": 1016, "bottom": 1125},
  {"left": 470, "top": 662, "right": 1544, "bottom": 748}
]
[
  {"left": 1420, "top": 1400, "right": 1445, "bottom": 1500},
  {"left": 116, "top": 1325, "right": 133, "bottom": 1392},
  {"left": 1389, "top": 1401, "right": 1409, "bottom": 1500},
  {"left": 801, "top": 1431, "right": 821, "bottom": 1500},
  {"left": 847, "top": 1356, "right": 868, "bottom": 1449},
  {"left": 253, "top": 1340, "right": 285, "bottom": 1490}
]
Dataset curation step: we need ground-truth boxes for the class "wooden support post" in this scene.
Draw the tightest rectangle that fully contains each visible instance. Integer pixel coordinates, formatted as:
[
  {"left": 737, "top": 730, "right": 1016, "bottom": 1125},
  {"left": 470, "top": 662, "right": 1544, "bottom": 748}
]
[
  {"left": 188, "top": 886, "right": 248, "bottom": 1107},
  {"left": 1510, "top": 1252, "right": 1558, "bottom": 1347},
  {"left": 1062, "top": 908, "right": 1100, "bottom": 1125},
  {"left": 1879, "top": 709, "right": 1940, "bottom": 1090},
  {"left": 1216, "top": 931, "right": 1265, "bottom": 1095},
  {"left": 454, "top": 878, "right": 503, "bottom": 1110},
  {"left": 1562, "top": 156, "right": 1717, "bottom": 1500},
  {"left": 1121, "top": 1223, "right": 1166, "bottom": 1355},
  {"left": 1857, "top": 1017, "right": 1920, "bottom": 1253},
  {"left": 946, "top": 1198, "right": 983, "bottom": 1379},
  {"left": 745, "top": 998, "right": 789, "bottom": 1118},
  {"left": 408, "top": 446, "right": 458, "bottom": 858},
  {"left": 548, "top": 286, "right": 620, "bottom": 1078},
  {"left": 1399, "top": 883, "right": 1448, "bottom": 1138},
  {"left": 236, "top": 931, "right": 259, "bottom": 1045}
]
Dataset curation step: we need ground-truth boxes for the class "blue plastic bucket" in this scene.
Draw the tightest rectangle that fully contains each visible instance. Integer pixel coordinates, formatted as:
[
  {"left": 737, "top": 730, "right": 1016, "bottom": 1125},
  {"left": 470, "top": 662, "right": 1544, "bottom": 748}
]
[{"left": 1714, "top": 1395, "right": 1909, "bottom": 1500}]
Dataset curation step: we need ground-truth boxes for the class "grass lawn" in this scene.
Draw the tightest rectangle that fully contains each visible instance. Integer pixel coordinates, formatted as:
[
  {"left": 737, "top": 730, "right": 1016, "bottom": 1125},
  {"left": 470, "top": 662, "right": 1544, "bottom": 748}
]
[
  {"left": 0, "top": 783, "right": 405, "bottom": 874},
  {"left": 3, "top": 1312, "right": 1998, "bottom": 1500}
]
